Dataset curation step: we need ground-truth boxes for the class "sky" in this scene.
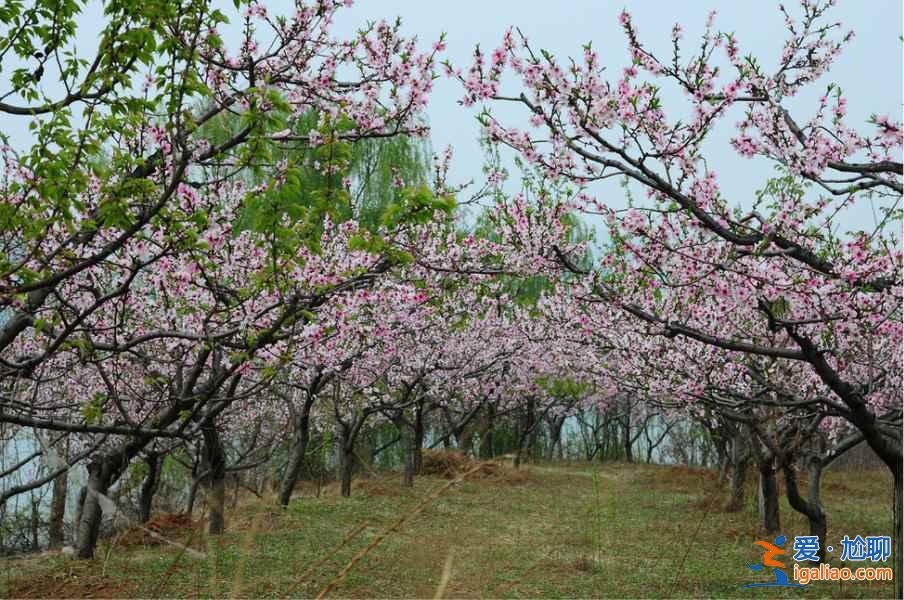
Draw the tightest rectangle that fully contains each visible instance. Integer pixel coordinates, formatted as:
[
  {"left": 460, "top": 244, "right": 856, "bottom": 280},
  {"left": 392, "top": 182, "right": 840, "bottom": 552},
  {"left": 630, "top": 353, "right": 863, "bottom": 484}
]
[
  {"left": 326, "top": 1, "right": 903, "bottom": 234},
  {"left": 2, "top": 0, "right": 901, "bottom": 235}
]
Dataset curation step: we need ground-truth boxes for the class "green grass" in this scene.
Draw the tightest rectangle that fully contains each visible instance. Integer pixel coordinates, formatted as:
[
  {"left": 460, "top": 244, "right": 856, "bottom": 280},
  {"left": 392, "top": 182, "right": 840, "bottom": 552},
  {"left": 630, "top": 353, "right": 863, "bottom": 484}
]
[{"left": 1, "top": 462, "right": 895, "bottom": 598}]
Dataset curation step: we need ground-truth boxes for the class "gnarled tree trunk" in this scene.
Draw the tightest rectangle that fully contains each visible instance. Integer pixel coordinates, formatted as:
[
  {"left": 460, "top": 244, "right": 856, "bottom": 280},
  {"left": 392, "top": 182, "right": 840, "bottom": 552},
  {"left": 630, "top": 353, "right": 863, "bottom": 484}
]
[
  {"left": 339, "top": 446, "right": 354, "bottom": 498},
  {"left": 138, "top": 451, "right": 161, "bottom": 524},
  {"left": 783, "top": 457, "right": 826, "bottom": 562},
  {"left": 413, "top": 405, "right": 424, "bottom": 475},
  {"left": 279, "top": 422, "right": 311, "bottom": 507},
  {"left": 200, "top": 424, "right": 227, "bottom": 535},
  {"left": 48, "top": 468, "right": 68, "bottom": 549},
  {"left": 726, "top": 457, "right": 748, "bottom": 513},
  {"left": 402, "top": 424, "right": 416, "bottom": 488},
  {"left": 546, "top": 416, "right": 565, "bottom": 461},
  {"left": 279, "top": 377, "right": 322, "bottom": 507},
  {"left": 725, "top": 435, "right": 748, "bottom": 513},
  {"left": 514, "top": 397, "right": 537, "bottom": 469},
  {"left": 279, "top": 407, "right": 314, "bottom": 506},
  {"left": 75, "top": 458, "right": 117, "bottom": 559},
  {"left": 757, "top": 459, "right": 780, "bottom": 534},
  {"left": 477, "top": 405, "right": 495, "bottom": 460},
  {"left": 337, "top": 424, "right": 356, "bottom": 498},
  {"left": 621, "top": 412, "right": 634, "bottom": 463},
  {"left": 72, "top": 485, "right": 87, "bottom": 545}
]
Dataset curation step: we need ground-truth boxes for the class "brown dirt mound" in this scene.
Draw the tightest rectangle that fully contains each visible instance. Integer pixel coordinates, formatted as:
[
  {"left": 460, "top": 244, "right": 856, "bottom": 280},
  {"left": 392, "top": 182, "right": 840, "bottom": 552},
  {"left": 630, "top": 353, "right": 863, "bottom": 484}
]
[
  {"left": 116, "top": 512, "right": 197, "bottom": 548},
  {"left": 472, "top": 461, "right": 530, "bottom": 485},
  {"left": 474, "top": 460, "right": 501, "bottom": 476},
  {"left": 420, "top": 451, "right": 530, "bottom": 485},
  {"left": 421, "top": 449, "right": 474, "bottom": 478}
]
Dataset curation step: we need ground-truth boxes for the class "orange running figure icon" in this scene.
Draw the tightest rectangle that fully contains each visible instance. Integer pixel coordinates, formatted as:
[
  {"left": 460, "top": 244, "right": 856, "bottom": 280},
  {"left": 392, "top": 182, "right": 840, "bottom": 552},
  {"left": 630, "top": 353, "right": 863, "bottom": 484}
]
[
  {"left": 742, "top": 535, "right": 805, "bottom": 588},
  {"left": 753, "top": 539, "right": 786, "bottom": 568}
]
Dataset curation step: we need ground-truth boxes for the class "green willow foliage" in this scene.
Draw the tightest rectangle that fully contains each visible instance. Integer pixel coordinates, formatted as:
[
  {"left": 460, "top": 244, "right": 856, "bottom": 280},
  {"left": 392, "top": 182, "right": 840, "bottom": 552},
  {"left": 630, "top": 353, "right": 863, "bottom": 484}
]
[
  {"left": 197, "top": 107, "right": 436, "bottom": 256},
  {"left": 351, "top": 130, "right": 432, "bottom": 231}
]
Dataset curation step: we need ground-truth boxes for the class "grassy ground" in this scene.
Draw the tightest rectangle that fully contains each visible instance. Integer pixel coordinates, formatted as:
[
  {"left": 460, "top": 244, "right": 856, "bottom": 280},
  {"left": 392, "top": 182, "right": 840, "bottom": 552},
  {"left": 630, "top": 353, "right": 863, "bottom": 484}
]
[{"left": 0, "top": 461, "right": 895, "bottom": 598}]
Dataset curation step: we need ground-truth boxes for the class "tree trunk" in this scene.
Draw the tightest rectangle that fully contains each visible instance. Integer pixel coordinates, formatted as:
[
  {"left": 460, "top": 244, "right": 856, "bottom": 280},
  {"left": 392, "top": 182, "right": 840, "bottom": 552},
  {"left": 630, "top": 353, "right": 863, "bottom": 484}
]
[
  {"left": 340, "top": 444, "right": 354, "bottom": 498},
  {"left": 72, "top": 485, "right": 87, "bottom": 545},
  {"left": 138, "top": 452, "right": 161, "bottom": 524},
  {"left": 279, "top": 413, "right": 312, "bottom": 507},
  {"left": 782, "top": 457, "right": 826, "bottom": 562},
  {"left": 478, "top": 429, "right": 493, "bottom": 459},
  {"left": 30, "top": 495, "right": 40, "bottom": 551},
  {"left": 230, "top": 472, "right": 242, "bottom": 510},
  {"left": 757, "top": 460, "right": 780, "bottom": 534},
  {"left": 206, "top": 477, "right": 226, "bottom": 535},
  {"left": 48, "top": 469, "right": 68, "bottom": 549},
  {"left": 402, "top": 427, "right": 416, "bottom": 488},
  {"left": 514, "top": 398, "right": 535, "bottom": 469},
  {"left": 200, "top": 425, "right": 227, "bottom": 535},
  {"left": 724, "top": 436, "right": 747, "bottom": 513},
  {"left": 528, "top": 421, "right": 540, "bottom": 462},
  {"left": 413, "top": 406, "right": 424, "bottom": 474},
  {"left": 186, "top": 478, "right": 200, "bottom": 515},
  {"left": 805, "top": 457, "right": 826, "bottom": 563},
  {"left": 725, "top": 457, "right": 748, "bottom": 513},
  {"left": 718, "top": 453, "right": 729, "bottom": 484},
  {"left": 452, "top": 425, "right": 466, "bottom": 452},
  {"left": 622, "top": 416, "right": 634, "bottom": 463},
  {"left": 336, "top": 420, "right": 356, "bottom": 498},
  {"left": 75, "top": 459, "right": 115, "bottom": 559},
  {"left": 557, "top": 428, "right": 566, "bottom": 460},
  {"left": 478, "top": 406, "right": 494, "bottom": 460},
  {"left": 546, "top": 418, "right": 564, "bottom": 461}
]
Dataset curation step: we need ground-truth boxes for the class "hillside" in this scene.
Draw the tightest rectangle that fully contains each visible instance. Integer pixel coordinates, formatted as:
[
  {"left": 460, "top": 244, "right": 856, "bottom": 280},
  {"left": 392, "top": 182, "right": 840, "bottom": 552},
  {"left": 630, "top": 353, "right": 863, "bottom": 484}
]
[{"left": 2, "top": 462, "right": 894, "bottom": 599}]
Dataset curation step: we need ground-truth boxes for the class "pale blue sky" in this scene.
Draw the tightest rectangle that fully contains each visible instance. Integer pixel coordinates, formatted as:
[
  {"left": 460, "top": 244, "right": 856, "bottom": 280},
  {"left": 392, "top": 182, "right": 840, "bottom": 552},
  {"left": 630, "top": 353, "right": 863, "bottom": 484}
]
[
  {"left": 328, "top": 1, "right": 902, "bottom": 234},
  {"left": 3, "top": 1, "right": 901, "bottom": 234}
]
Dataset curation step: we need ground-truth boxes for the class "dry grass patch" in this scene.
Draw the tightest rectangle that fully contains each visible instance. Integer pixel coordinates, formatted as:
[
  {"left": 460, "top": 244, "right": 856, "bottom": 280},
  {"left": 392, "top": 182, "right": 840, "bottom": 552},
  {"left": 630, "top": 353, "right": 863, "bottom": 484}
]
[
  {"left": 0, "top": 461, "right": 894, "bottom": 599},
  {"left": 116, "top": 512, "right": 199, "bottom": 549},
  {"left": 420, "top": 449, "right": 473, "bottom": 477}
]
